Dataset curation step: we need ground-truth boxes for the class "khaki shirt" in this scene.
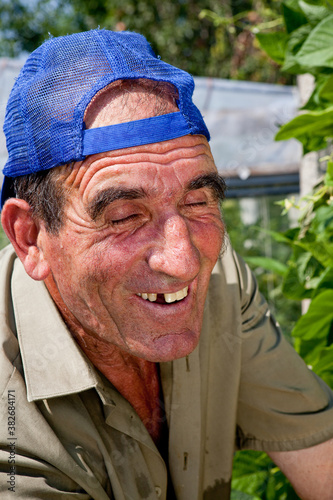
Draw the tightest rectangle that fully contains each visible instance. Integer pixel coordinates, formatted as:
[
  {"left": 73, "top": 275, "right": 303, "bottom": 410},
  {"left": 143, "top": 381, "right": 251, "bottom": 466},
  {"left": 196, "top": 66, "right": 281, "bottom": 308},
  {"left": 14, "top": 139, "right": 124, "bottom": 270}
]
[{"left": 1, "top": 243, "right": 333, "bottom": 499}]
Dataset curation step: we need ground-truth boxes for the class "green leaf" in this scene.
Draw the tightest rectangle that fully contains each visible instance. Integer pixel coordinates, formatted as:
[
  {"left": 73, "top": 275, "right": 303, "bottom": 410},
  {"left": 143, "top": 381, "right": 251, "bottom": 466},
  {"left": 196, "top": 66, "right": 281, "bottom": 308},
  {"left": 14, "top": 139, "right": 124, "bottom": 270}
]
[
  {"left": 313, "top": 345, "right": 333, "bottom": 371},
  {"left": 295, "top": 336, "right": 326, "bottom": 361},
  {"left": 324, "top": 161, "right": 333, "bottom": 185},
  {"left": 296, "top": 15, "right": 333, "bottom": 68},
  {"left": 295, "top": 251, "right": 313, "bottom": 280},
  {"left": 232, "top": 451, "right": 272, "bottom": 477},
  {"left": 302, "top": 74, "right": 333, "bottom": 110},
  {"left": 266, "top": 469, "right": 300, "bottom": 499},
  {"left": 231, "top": 450, "right": 299, "bottom": 499},
  {"left": 297, "top": 132, "right": 330, "bottom": 153},
  {"left": 275, "top": 106, "right": 333, "bottom": 142},
  {"left": 312, "top": 204, "right": 333, "bottom": 232},
  {"left": 326, "top": 161, "right": 333, "bottom": 179},
  {"left": 319, "top": 370, "right": 333, "bottom": 388},
  {"left": 245, "top": 256, "right": 288, "bottom": 276},
  {"left": 292, "top": 289, "right": 333, "bottom": 339},
  {"left": 256, "top": 31, "right": 288, "bottom": 65},
  {"left": 318, "top": 74, "right": 333, "bottom": 103},
  {"left": 282, "top": 1, "right": 309, "bottom": 33},
  {"left": 231, "top": 490, "right": 261, "bottom": 500},
  {"left": 281, "top": 23, "right": 312, "bottom": 73},
  {"left": 295, "top": 239, "right": 333, "bottom": 267},
  {"left": 298, "top": 0, "right": 330, "bottom": 25},
  {"left": 282, "top": 226, "right": 301, "bottom": 242},
  {"left": 282, "top": 264, "right": 311, "bottom": 299},
  {"left": 312, "top": 266, "right": 333, "bottom": 296},
  {"left": 255, "top": 227, "right": 299, "bottom": 245},
  {"left": 311, "top": 344, "right": 333, "bottom": 387},
  {"left": 291, "top": 250, "right": 324, "bottom": 289},
  {"left": 232, "top": 468, "right": 269, "bottom": 495}
]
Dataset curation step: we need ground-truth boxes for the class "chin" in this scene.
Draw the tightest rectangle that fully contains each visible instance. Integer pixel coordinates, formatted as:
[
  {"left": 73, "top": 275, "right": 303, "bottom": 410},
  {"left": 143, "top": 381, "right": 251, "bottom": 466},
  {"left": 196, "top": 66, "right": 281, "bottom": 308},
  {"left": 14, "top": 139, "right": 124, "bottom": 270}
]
[{"left": 142, "top": 329, "right": 200, "bottom": 362}]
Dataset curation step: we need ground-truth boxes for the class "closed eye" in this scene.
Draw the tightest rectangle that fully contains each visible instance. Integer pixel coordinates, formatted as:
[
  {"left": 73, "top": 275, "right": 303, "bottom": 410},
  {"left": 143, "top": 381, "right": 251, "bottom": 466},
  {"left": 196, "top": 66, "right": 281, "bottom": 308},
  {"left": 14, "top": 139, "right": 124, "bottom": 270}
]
[
  {"left": 110, "top": 214, "right": 139, "bottom": 226},
  {"left": 187, "top": 201, "right": 207, "bottom": 206}
]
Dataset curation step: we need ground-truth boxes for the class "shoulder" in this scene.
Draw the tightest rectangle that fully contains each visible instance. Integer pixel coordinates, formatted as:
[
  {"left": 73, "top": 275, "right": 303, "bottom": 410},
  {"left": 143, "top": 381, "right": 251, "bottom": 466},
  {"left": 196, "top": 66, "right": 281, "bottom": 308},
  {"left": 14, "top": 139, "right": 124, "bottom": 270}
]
[
  {"left": 0, "top": 245, "right": 23, "bottom": 403},
  {"left": 0, "top": 243, "right": 17, "bottom": 274}
]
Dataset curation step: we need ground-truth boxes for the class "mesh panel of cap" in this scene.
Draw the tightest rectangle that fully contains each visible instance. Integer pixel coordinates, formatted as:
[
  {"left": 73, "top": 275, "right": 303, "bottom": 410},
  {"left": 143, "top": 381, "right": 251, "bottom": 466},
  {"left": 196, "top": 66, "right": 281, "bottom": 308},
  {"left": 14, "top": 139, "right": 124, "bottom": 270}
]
[{"left": 3, "top": 29, "right": 209, "bottom": 180}]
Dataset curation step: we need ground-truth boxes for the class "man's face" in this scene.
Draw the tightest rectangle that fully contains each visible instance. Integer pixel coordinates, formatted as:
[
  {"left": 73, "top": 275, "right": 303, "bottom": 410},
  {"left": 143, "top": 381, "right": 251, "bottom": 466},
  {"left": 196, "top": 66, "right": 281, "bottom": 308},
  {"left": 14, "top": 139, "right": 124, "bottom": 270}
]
[{"left": 39, "top": 133, "right": 224, "bottom": 362}]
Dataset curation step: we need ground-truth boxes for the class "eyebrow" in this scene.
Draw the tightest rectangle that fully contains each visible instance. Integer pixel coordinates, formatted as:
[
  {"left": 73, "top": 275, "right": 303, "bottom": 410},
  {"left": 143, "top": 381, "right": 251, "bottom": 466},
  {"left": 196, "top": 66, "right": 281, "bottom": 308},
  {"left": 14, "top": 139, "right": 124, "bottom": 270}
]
[
  {"left": 186, "top": 172, "right": 226, "bottom": 201},
  {"left": 87, "top": 187, "right": 147, "bottom": 220},
  {"left": 87, "top": 172, "right": 226, "bottom": 221}
]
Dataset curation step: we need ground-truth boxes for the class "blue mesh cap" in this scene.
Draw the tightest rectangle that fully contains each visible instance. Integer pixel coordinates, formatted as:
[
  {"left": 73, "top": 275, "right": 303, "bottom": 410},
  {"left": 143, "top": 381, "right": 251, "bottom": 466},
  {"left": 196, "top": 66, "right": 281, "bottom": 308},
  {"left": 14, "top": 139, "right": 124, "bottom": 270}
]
[{"left": 1, "top": 29, "right": 210, "bottom": 208}]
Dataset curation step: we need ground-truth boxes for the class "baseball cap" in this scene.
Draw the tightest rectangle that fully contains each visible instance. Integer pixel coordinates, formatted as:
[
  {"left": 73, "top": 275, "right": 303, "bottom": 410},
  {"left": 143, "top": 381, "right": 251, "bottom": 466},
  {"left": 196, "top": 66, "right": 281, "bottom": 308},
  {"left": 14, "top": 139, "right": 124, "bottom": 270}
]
[{"left": 1, "top": 29, "right": 209, "bottom": 208}]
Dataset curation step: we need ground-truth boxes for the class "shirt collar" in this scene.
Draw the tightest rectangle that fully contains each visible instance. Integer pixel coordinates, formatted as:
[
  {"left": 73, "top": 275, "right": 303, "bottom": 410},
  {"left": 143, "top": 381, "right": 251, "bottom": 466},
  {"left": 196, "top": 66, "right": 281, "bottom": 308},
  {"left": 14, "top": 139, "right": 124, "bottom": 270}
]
[{"left": 11, "top": 257, "right": 100, "bottom": 402}]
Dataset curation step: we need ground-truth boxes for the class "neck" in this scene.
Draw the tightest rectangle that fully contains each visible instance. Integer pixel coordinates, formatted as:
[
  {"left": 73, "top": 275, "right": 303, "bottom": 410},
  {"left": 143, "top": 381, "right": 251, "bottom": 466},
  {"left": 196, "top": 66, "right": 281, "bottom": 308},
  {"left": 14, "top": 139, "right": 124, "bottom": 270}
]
[
  {"left": 45, "top": 275, "right": 166, "bottom": 445},
  {"left": 77, "top": 333, "right": 166, "bottom": 445}
]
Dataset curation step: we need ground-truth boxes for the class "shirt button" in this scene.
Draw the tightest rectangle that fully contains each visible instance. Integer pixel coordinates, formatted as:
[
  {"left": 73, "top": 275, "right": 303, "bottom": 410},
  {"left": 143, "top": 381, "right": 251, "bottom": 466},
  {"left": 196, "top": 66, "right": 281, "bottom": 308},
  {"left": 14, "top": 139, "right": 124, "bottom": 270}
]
[{"left": 155, "top": 486, "right": 162, "bottom": 497}]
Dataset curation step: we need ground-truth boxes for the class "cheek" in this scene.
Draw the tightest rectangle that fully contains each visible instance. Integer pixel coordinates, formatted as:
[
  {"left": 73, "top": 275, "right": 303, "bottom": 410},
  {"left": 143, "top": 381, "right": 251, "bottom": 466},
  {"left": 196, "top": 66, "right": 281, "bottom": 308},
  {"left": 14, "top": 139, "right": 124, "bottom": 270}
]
[
  {"left": 43, "top": 236, "right": 89, "bottom": 292},
  {"left": 80, "top": 241, "right": 140, "bottom": 286},
  {"left": 192, "top": 220, "right": 225, "bottom": 262},
  {"left": 83, "top": 219, "right": 223, "bottom": 285}
]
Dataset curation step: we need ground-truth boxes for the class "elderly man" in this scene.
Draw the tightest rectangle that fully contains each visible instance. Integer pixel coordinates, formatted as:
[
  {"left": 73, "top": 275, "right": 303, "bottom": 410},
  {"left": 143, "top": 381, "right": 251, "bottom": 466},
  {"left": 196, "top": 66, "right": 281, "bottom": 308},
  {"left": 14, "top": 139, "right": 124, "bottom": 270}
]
[{"left": 0, "top": 30, "right": 332, "bottom": 500}]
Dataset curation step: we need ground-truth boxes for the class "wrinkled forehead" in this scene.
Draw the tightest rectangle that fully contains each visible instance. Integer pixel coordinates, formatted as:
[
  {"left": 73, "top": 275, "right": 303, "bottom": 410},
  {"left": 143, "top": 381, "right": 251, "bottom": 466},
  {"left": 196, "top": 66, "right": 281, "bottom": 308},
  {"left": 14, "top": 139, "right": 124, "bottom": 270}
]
[
  {"left": 62, "top": 133, "right": 215, "bottom": 206},
  {"left": 71, "top": 134, "right": 217, "bottom": 214}
]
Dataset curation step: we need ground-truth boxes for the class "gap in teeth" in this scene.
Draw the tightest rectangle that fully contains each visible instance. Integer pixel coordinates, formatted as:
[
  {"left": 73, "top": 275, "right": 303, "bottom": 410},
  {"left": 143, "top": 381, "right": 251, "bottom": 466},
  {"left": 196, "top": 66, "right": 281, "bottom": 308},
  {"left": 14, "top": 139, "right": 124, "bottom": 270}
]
[{"left": 138, "top": 286, "right": 188, "bottom": 303}]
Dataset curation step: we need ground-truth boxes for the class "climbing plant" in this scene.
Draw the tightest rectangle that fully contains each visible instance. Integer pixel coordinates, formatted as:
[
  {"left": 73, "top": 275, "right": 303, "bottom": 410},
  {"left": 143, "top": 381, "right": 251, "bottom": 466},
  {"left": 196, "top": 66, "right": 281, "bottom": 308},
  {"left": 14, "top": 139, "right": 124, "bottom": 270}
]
[{"left": 231, "top": 0, "right": 333, "bottom": 497}]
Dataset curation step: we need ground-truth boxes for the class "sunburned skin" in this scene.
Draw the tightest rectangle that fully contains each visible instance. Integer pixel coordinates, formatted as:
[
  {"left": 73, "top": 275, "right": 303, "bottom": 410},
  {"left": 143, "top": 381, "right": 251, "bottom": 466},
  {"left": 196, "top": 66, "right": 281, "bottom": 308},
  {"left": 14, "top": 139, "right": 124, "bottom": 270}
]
[
  {"left": 7, "top": 86, "right": 225, "bottom": 444},
  {"left": 41, "top": 136, "right": 223, "bottom": 361}
]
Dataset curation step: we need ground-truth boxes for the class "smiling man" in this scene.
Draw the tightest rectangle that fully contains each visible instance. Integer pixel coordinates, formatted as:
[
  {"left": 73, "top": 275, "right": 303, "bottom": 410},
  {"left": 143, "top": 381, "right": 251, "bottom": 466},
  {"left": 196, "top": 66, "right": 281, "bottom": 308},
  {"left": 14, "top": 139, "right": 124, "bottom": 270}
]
[{"left": 0, "top": 30, "right": 333, "bottom": 500}]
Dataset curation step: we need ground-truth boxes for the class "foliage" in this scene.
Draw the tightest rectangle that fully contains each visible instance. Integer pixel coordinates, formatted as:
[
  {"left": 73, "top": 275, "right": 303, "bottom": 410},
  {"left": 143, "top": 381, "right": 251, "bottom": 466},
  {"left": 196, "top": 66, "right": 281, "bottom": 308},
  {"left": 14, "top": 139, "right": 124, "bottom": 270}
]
[
  {"left": 231, "top": 451, "right": 300, "bottom": 499},
  {"left": 254, "top": 0, "right": 333, "bottom": 387},
  {"left": 256, "top": 0, "right": 333, "bottom": 152},
  {"left": 223, "top": 196, "right": 302, "bottom": 498},
  {"left": 0, "top": 0, "right": 288, "bottom": 82},
  {"left": 230, "top": 1, "right": 333, "bottom": 497},
  {"left": 231, "top": 163, "right": 333, "bottom": 499},
  {"left": 269, "top": 166, "right": 333, "bottom": 386},
  {"left": 223, "top": 196, "right": 300, "bottom": 338}
]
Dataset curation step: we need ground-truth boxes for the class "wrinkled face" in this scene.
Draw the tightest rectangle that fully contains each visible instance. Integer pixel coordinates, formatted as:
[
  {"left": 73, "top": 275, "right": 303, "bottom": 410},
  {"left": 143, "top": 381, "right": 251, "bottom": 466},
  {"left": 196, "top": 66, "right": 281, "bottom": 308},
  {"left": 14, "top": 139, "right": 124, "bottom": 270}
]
[{"left": 40, "top": 134, "right": 225, "bottom": 362}]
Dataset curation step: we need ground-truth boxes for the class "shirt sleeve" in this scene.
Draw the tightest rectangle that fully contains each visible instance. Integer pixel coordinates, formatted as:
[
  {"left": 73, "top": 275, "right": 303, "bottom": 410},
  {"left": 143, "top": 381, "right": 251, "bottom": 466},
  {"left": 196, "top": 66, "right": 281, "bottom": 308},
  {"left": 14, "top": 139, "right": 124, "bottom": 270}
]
[
  {"left": 233, "top": 251, "right": 333, "bottom": 452},
  {"left": 0, "top": 453, "right": 92, "bottom": 499}
]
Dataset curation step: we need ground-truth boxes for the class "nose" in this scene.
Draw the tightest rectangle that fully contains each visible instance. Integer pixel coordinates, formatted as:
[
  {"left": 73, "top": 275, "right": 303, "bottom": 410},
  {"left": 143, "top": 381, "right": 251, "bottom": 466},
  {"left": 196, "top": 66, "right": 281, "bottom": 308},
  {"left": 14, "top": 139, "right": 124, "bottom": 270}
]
[{"left": 148, "top": 214, "right": 200, "bottom": 281}]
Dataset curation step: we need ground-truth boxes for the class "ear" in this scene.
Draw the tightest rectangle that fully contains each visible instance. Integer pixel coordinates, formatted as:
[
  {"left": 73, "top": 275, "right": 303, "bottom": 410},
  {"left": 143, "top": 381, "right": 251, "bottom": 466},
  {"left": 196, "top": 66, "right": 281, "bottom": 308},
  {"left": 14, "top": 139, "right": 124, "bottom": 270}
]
[{"left": 1, "top": 199, "right": 51, "bottom": 281}]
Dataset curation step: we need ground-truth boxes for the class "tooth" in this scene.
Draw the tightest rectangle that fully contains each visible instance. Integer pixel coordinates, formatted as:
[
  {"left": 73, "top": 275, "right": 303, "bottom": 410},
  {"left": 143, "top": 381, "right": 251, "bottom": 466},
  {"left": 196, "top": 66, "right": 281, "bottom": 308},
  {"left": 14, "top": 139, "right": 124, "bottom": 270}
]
[
  {"left": 164, "top": 292, "right": 177, "bottom": 303},
  {"left": 139, "top": 287, "right": 188, "bottom": 303},
  {"left": 164, "top": 287, "right": 189, "bottom": 303}
]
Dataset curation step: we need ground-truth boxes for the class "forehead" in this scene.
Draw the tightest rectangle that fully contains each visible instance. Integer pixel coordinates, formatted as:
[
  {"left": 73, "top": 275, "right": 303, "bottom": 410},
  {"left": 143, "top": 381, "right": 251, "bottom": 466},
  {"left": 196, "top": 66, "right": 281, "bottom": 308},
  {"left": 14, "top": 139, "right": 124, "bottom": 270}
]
[
  {"left": 74, "top": 134, "right": 216, "bottom": 203},
  {"left": 64, "top": 82, "right": 215, "bottom": 200}
]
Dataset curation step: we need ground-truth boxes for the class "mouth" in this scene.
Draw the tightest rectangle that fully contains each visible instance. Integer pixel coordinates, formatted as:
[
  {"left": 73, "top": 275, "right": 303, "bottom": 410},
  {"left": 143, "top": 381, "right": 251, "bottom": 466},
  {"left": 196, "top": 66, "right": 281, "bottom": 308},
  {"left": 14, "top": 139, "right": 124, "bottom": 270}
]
[{"left": 136, "top": 286, "right": 189, "bottom": 304}]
